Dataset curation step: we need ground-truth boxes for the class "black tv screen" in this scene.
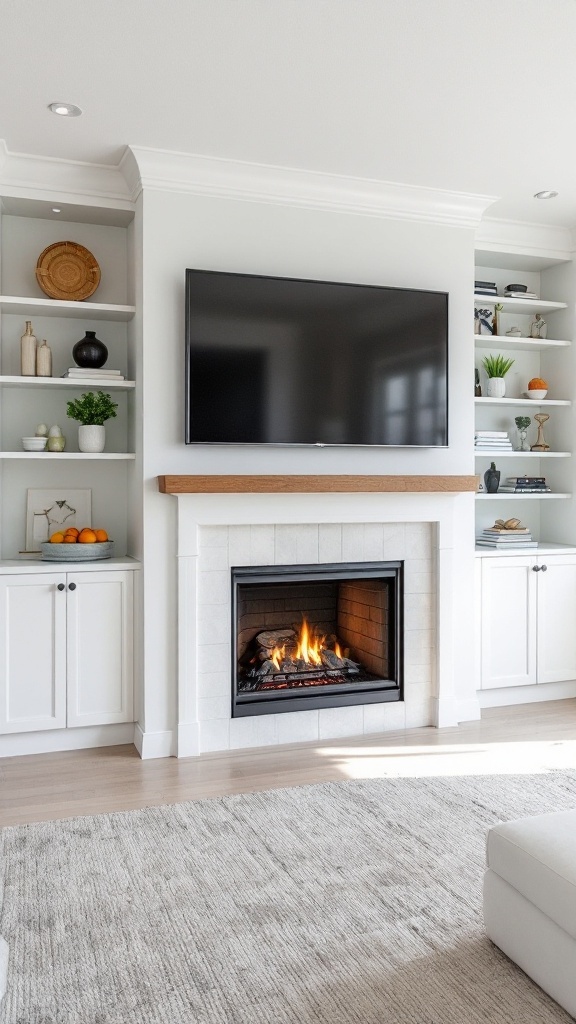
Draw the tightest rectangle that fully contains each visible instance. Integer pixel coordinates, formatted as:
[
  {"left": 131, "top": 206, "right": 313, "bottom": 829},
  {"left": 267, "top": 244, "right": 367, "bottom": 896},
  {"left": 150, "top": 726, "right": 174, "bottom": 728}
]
[{"left": 185, "top": 269, "right": 448, "bottom": 447}]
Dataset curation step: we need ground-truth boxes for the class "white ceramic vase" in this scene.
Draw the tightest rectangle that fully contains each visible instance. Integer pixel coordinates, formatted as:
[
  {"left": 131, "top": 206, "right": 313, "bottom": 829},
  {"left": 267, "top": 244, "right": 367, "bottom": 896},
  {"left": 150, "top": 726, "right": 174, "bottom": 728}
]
[
  {"left": 78, "top": 424, "right": 105, "bottom": 453},
  {"left": 487, "top": 376, "right": 506, "bottom": 398}
]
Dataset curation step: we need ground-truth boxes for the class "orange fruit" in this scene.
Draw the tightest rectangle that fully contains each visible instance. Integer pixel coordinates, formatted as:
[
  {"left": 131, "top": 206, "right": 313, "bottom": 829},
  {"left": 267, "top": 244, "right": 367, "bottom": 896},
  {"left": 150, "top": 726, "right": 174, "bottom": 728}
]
[
  {"left": 78, "top": 528, "right": 97, "bottom": 544},
  {"left": 64, "top": 527, "right": 79, "bottom": 538},
  {"left": 63, "top": 535, "right": 78, "bottom": 543},
  {"left": 50, "top": 532, "right": 65, "bottom": 544},
  {"left": 94, "top": 529, "right": 108, "bottom": 542}
]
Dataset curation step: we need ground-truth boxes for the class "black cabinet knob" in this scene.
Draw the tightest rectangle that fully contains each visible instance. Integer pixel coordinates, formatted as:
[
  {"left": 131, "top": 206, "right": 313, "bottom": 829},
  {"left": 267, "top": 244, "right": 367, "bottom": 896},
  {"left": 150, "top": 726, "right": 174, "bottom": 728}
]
[
  {"left": 541, "top": 565, "right": 548, "bottom": 572},
  {"left": 57, "top": 583, "right": 65, "bottom": 591},
  {"left": 532, "top": 565, "right": 541, "bottom": 572},
  {"left": 68, "top": 582, "right": 77, "bottom": 591}
]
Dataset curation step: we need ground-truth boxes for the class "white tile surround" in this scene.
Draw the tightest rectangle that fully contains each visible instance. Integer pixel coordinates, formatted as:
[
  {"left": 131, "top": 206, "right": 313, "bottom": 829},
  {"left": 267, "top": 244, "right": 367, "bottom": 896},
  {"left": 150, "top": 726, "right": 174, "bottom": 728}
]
[{"left": 175, "top": 491, "right": 471, "bottom": 757}]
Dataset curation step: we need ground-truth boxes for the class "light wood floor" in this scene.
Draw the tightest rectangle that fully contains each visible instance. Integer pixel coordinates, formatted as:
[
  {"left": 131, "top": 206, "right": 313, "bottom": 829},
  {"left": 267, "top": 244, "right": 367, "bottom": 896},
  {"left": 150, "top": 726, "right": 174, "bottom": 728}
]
[{"left": 2, "top": 699, "right": 576, "bottom": 827}]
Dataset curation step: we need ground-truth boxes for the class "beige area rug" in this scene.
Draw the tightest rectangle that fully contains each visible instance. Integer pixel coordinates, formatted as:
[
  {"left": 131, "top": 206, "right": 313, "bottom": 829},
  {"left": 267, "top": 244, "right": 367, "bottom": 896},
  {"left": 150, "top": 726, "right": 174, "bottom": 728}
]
[{"left": 1, "top": 771, "right": 576, "bottom": 1024}]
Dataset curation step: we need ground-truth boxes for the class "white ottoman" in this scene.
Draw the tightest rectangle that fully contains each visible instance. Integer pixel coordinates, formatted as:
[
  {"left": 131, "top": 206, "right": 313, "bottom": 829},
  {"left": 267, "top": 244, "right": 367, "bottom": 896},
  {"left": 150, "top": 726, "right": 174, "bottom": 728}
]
[{"left": 483, "top": 808, "right": 576, "bottom": 1019}]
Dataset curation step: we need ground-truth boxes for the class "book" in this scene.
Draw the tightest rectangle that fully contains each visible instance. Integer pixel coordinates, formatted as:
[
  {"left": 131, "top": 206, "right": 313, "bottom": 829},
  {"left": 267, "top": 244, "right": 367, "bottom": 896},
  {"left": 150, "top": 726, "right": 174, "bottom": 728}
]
[
  {"left": 475, "top": 280, "right": 497, "bottom": 288},
  {"left": 504, "top": 290, "right": 538, "bottom": 298},
  {"left": 64, "top": 368, "right": 123, "bottom": 376},
  {"left": 476, "top": 431, "right": 509, "bottom": 438},
  {"left": 476, "top": 540, "right": 539, "bottom": 548},
  {"left": 483, "top": 528, "right": 530, "bottom": 535},
  {"left": 505, "top": 477, "right": 546, "bottom": 485},
  {"left": 497, "top": 487, "right": 551, "bottom": 493},
  {"left": 479, "top": 534, "right": 533, "bottom": 541},
  {"left": 475, "top": 287, "right": 498, "bottom": 295}
]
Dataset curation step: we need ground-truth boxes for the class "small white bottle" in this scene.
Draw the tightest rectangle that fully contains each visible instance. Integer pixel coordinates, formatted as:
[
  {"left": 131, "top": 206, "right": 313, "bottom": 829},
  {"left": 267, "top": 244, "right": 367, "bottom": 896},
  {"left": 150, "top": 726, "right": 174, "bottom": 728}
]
[
  {"left": 36, "top": 339, "right": 52, "bottom": 377},
  {"left": 20, "top": 321, "right": 37, "bottom": 376}
]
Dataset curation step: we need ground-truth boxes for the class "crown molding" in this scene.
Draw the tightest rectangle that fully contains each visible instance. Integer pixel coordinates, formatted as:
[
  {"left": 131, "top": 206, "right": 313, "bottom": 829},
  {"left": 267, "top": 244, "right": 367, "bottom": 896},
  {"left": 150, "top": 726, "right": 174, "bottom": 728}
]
[
  {"left": 126, "top": 146, "right": 496, "bottom": 228},
  {"left": 0, "top": 140, "right": 133, "bottom": 207},
  {"left": 476, "top": 217, "right": 574, "bottom": 262}
]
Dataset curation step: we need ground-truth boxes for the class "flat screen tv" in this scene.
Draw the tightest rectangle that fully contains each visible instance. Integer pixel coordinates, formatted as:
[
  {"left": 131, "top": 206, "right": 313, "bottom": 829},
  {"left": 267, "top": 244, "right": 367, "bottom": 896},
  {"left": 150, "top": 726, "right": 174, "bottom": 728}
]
[{"left": 185, "top": 269, "right": 448, "bottom": 447}]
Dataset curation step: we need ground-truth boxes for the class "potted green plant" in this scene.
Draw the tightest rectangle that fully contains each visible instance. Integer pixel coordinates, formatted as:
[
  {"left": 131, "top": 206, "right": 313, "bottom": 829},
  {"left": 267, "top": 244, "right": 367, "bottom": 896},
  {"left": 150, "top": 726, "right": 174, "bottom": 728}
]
[
  {"left": 66, "top": 391, "right": 118, "bottom": 453},
  {"left": 481, "top": 354, "right": 515, "bottom": 398}
]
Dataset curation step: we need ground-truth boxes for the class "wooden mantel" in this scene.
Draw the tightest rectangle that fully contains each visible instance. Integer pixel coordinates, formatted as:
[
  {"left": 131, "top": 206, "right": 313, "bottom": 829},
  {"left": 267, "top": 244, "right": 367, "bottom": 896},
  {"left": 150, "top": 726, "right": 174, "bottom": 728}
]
[{"left": 158, "top": 475, "right": 478, "bottom": 494}]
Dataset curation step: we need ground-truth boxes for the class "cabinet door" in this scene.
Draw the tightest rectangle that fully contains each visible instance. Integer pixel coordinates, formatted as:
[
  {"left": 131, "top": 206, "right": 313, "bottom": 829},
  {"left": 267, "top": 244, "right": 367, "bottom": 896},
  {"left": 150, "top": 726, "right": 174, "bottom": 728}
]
[
  {"left": 481, "top": 557, "right": 537, "bottom": 689},
  {"left": 536, "top": 554, "right": 576, "bottom": 684},
  {"left": 0, "top": 573, "right": 67, "bottom": 733},
  {"left": 66, "top": 571, "right": 134, "bottom": 727}
]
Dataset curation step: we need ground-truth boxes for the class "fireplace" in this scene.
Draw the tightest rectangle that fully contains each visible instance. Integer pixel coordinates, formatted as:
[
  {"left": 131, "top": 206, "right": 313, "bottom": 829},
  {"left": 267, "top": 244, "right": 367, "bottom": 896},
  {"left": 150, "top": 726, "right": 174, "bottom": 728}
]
[{"left": 232, "top": 561, "right": 403, "bottom": 717}]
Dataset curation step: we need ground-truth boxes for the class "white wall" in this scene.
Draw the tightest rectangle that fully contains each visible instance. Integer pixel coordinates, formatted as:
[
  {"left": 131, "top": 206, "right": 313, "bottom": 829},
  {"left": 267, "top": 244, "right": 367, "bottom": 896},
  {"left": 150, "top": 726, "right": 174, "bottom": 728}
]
[{"left": 140, "top": 190, "right": 477, "bottom": 746}]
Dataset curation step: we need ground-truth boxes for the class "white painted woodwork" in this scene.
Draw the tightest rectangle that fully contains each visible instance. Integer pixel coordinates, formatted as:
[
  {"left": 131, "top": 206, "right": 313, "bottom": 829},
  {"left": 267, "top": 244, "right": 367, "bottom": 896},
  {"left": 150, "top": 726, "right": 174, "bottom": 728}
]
[
  {"left": 0, "top": 573, "right": 67, "bottom": 732},
  {"left": 536, "top": 554, "right": 576, "bottom": 685},
  {"left": 0, "top": 570, "right": 134, "bottom": 736},
  {"left": 473, "top": 295, "right": 567, "bottom": 314},
  {"left": 480, "top": 557, "right": 537, "bottom": 689},
  {"left": 67, "top": 571, "right": 134, "bottom": 727}
]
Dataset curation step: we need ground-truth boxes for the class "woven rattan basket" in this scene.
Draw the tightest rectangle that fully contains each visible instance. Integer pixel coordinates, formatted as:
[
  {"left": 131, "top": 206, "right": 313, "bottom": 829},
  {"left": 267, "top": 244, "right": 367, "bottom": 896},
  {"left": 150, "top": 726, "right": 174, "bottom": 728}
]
[{"left": 35, "top": 241, "right": 101, "bottom": 301}]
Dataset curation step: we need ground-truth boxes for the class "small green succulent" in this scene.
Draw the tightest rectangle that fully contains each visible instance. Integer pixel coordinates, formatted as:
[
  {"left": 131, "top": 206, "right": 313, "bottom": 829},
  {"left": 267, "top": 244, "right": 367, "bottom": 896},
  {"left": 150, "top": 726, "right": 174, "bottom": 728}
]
[{"left": 481, "top": 354, "right": 515, "bottom": 378}]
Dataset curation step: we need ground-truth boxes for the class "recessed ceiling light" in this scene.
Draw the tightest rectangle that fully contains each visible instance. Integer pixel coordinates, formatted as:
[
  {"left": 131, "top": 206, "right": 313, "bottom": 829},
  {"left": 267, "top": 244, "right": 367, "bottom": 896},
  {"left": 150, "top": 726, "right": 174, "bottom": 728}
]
[
  {"left": 48, "top": 102, "right": 82, "bottom": 117},
  {"left": 51, "top": 207, "right": 61, "bottom": 214},
  {"left": 534, "top": 190, "right": 559, "bottom": 200}
]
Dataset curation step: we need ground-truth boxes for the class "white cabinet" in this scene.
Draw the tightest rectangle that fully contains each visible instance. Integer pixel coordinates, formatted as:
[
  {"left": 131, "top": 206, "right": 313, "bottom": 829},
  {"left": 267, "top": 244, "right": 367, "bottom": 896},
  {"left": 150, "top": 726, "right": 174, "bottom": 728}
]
[
  {"left": 479, "top": 553, "right": 576, "bottom": 690},
  {"left": 0, "top": 569, "right": 133, "bottom": 734}
]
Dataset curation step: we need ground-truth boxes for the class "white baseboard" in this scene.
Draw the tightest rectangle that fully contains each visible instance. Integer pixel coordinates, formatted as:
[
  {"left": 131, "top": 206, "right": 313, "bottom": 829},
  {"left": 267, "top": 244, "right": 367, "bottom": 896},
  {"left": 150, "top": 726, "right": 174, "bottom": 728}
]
[
  {"left": 455, "top": 697, "right": 482, "bottom": 723},
  {"left": 0, "top": 723, "right": 135, "bottom": 759},
  {"left": 133, "top": 724, "right": 175, "bottom": 759},
  {"left": 478, "top": 679, "right": 576, "bottom": 709}
]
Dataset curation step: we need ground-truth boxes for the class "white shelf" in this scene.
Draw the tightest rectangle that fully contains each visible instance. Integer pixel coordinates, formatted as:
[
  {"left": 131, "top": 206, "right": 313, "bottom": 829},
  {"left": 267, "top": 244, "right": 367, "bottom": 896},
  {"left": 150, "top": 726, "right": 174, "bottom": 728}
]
[
  {"left": 0, "top": 375, "right": 135, "bottom": 390},
  {"left": 0, "top": 452, "right": 136, "bottom": 460},
  {"left": 475, "top": 397, "right": 570, "bottom": 407},
  {"left": 474, "top": 451, "right": 570, "bottom": 458},
  {"left": 0, "top": 557, "right": 141, "bottom": 574},
  {"left": 475, "top": 543, "right": 576, "bottom": 557},
  {"left": 476, "top": 493, "right": 571, "bottom": 499},
  {"left": 474, "top": 294, "right": 567, "bottom": 314},
  {"left": 0, "top": 295, "right": 135, "bottom": 322},
  {"left": 474, "top": 334, "right": 570, "bottom": 351}
]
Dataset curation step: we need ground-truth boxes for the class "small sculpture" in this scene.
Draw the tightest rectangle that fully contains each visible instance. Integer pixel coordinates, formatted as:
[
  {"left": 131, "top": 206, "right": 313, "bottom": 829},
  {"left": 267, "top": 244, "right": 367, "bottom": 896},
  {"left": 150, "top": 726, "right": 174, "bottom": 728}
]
[
  {"left": 530, "top": 314, "right": 547, "bottom": 339},
  {"left": 531, "top": 413, "right": 550, "bottom": 452}
]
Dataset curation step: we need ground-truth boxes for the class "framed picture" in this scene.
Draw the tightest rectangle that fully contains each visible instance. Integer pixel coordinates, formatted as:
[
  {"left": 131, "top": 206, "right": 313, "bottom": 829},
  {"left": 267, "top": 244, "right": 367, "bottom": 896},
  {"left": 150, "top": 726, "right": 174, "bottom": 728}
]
[
  {"left": 25, "top": 489, "right": 92, "bottom": 552},
  {"left": 475, "top": 307, "right": 495, "bottom": 336}
]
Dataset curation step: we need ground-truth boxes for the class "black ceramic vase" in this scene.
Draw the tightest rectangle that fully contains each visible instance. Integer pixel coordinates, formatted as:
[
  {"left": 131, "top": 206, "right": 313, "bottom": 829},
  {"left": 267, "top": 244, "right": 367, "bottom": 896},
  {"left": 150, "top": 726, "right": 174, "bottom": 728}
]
[
  {"left": 484, "top": 462, "right": 500, "bottom": 494},
  {"left": 73, "top": 330, "right": 108, "bottom": 369}
]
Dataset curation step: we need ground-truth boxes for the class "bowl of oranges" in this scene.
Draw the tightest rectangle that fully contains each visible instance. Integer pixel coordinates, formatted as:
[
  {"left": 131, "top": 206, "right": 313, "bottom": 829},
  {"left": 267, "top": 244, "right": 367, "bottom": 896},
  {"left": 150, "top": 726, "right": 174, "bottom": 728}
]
[
  {"left": 526, "top": 377, "right": 548, "bottom": 400},
  {"left": 40, "top": 527, "right": 113, "bottom": 561}
]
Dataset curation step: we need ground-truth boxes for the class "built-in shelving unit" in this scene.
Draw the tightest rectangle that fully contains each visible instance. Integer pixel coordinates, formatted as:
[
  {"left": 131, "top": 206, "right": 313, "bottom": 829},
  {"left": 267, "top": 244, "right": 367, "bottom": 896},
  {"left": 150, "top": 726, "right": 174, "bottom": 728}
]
[
  {"left": 474, "top": 246, "right": 576, "bottom": 552},
  {"left": 0, "top": 193, "right": 138, "bottom": 559}
]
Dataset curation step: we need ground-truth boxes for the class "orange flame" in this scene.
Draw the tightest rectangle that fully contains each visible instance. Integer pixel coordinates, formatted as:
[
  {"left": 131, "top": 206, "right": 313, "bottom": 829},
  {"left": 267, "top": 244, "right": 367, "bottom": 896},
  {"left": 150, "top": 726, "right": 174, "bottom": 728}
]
[{"left": 269, "top": 617, "right": 330, "bottom": 669}]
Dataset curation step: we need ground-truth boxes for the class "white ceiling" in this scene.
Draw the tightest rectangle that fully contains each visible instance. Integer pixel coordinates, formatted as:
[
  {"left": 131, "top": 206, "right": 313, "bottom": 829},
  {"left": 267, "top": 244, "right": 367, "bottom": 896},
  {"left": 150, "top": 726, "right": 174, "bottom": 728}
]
[{"left": 2, "top": 0, "right": 576, "bottom": 227}]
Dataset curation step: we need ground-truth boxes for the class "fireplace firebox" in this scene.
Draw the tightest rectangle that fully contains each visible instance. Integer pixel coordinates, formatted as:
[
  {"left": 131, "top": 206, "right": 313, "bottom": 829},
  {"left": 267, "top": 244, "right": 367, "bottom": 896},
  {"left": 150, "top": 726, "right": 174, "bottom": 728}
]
[{"left": 232, "top": 562, "right": 403, "bottom": 717}]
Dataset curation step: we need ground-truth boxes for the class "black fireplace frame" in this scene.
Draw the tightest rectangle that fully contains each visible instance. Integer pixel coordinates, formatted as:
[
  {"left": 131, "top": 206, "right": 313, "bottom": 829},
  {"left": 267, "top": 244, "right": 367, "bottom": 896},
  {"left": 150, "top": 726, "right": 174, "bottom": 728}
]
[{"left": 231, "top": 561, "right": 403, "bottom": 718}]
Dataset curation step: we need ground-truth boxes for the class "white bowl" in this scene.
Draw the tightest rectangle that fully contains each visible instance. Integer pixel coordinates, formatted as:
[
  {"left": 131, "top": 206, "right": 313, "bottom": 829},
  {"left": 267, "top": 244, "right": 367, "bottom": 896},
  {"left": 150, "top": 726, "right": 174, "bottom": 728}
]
[
  {"left": 525, "top": 390, "right": 548, "bottom": 400},
  {"left": 21, "top": 436, "right": 47, "bottom": 450}
]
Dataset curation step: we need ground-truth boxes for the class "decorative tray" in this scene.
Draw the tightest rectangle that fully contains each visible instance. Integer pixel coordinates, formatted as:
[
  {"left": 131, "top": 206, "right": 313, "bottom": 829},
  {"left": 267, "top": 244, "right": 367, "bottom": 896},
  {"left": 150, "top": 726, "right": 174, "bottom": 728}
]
[
  {"left": 35, "top": 241, "right": 101, "bottom": 301},
  {"left": 40, "top": 540, "right": 114, "bottom": 561}
]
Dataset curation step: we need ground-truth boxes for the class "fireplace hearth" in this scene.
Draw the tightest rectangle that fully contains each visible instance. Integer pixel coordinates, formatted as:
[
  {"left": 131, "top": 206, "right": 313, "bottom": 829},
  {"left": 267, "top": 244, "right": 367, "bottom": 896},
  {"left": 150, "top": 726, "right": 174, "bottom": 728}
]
[{"left": 232, "top": 561, "right": 403, "bottom": 717}]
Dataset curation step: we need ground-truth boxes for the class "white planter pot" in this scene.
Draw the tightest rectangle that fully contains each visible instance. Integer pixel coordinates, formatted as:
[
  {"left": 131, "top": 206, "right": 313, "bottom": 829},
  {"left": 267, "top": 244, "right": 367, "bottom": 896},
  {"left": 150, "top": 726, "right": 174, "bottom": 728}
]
[
  {"left": 78, "top": 424, "right": 105, "bottom": 453},
  {"left": 487, "top": 376, "right": 506, "bottom": 398}
]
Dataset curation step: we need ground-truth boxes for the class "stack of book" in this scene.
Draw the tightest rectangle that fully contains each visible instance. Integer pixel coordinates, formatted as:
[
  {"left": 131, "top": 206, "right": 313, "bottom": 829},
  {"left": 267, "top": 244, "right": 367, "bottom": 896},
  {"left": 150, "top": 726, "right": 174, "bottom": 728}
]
[
  {"left": 504, "top": 287, "right": 538, "bottom": 299},
  {"left": 474, "top": 430, "right": 513, "bottom": 451},
  {"left": 475, "top": 280, "right": 498, "bottom": 297},
  {"left": 61, "top": 367, "right": 125, "bottom": 382},
  {"left": 497, "top": 476, "right": 551, "bottom": 494},
  {"left": 476, "top": 526, "right": 537, "bottom": 550}
]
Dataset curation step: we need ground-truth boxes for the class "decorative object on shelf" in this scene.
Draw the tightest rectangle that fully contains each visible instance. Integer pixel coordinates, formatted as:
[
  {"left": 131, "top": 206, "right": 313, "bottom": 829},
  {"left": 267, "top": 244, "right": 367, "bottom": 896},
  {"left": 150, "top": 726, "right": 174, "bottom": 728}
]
[
  {"left": 20, "top": 321, "right": 37, "bottom": 376},
  {"left": 476, "top": 518, "right": 536, "bottom": 549},
  {"left": 24, "top": 488, "right": 92, "bottom": 553},
  {"left": 46, "top": 435, "right": 66, "bottom": 452},
  {"left": 492, "top": 302, "right": 503, "bottom": 337},
  {"left": 514, "top": 416, "right": 531, "bottom": 452},
  {"left": 35, "top": 241, "right": 101, "bottom": 301},
  {"left": 475, "top": 307, "right": 493, "bottom": 335},
  {"left": 505, "top": 327, "right": 522, "bottom": 337},
  {"left": 475, "top": 280, "right": 498, "bottom": 296},
  {"left": 40, "top": 539, "right": 114, "bottom": 562},
  {"left": 66, "top": 390, "right": 118, "bottom": 454},
  {"left": 474, "top": 369, "right": 482, "bottom": 397},
  {"left": 48, "top": 424, "right": 64, "bottom": 438},
  {"left": 531, "top": 413, "right": 551, "bottom": 452},
  {"left": 529, "top": 313, "right": 547, "bottom": 339},
  {"left": 481, "top": 353, "right": 515, "bottom": 398},
  {"left": 72, "top": 330, "right": 108, "bottom": 369},
  {"left": 35, "top": 338, "right": 52, "bottom": 377},
  {"left": 526, "top": 377, "right": 548, "bottom": 400},
  {"left": 498, "top": 476, "right": 550, "bottom": 493},
  {"left": 35, "top": 423, "right": 48, "bottom": 437},
  {"left": 484, "top": 462, "right": 501, "bottom": 494},
  {"left": 505, "top": 284, "right": 527, "bottom": 294},
  {"left": 474, "top": 430, "right": 513, "bottom": 451},
  {"left": 21, "top": 436, "right": 47, "bottom": 452}
]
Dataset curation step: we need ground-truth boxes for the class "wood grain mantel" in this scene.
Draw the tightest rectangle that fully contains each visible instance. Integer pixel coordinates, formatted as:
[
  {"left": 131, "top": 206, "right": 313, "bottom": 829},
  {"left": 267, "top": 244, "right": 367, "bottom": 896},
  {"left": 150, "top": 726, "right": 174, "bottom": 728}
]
[{"left": 158, "top": 475, "right": 478, "bottom": 494}]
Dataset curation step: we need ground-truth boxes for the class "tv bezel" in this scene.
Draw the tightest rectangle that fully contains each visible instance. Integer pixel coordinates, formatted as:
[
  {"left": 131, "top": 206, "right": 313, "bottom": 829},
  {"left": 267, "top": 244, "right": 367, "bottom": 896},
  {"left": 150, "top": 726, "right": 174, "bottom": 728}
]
[{"left": 185, "top": 268, "right": 449, "bottom": 448}]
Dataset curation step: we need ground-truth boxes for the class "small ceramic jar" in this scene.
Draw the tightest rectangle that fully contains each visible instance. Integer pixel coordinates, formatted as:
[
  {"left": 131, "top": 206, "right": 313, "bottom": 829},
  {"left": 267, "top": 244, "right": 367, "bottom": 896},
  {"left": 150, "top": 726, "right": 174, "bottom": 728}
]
[{"left": 46, "top": 435, "right": 66, "bottom": 452}]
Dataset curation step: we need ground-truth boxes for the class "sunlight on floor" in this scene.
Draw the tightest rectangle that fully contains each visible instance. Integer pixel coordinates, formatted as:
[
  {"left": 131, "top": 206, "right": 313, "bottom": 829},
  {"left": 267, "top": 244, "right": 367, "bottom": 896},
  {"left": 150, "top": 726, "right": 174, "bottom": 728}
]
[{"left": 317, "top": 740, "right": 576, "bottom": 779}]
